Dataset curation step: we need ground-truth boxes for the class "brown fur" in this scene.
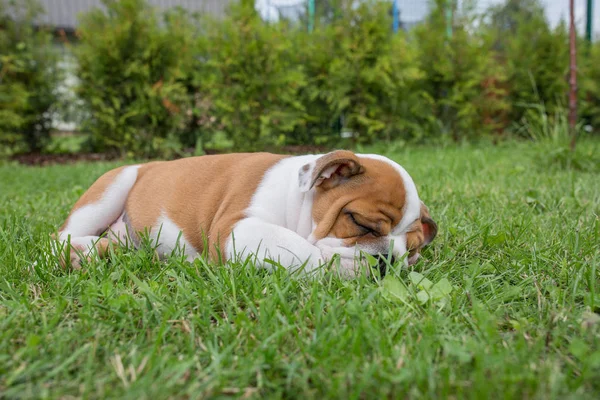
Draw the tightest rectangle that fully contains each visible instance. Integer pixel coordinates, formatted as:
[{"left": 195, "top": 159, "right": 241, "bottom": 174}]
[
  {"left": 125, "top": 153, "right": 287, "bottom": 259},
  {"left": 406, "top": 202, "right": 438, "bottom": 259},
  {"left": 59, "top": 151, "right": 436, "bottom": 268},
  {"left": 304, "top": 151, "right": 436, "bottom": 260},
  {"left": 61, "top": 153, "right": 288, "bottom": 262},
  {"left": 309, "top": 155, "right": 407, "bottom": 249}
]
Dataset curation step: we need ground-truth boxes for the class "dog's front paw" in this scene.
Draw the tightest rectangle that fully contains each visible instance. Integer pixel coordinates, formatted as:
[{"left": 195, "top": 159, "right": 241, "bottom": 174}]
[
  {"left": 58, "top": 244, "right": 89, "bottom": 270},
  {"left": 315, "top": 238, "right": 365, "bottom": 279},
  {"left": 51, "top": 237, "right": 110, "bottom": 270}
]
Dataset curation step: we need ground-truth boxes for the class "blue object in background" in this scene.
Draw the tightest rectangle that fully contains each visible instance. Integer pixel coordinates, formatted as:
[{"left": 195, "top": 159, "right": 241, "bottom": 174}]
[{"left": 392, "top": 0, "right": 399, "bottom": 33}]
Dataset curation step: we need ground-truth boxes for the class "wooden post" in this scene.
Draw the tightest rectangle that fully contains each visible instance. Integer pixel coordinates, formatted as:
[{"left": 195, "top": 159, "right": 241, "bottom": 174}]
[{"left": 569, "top": 0, "right": 577, "bottom": 151}]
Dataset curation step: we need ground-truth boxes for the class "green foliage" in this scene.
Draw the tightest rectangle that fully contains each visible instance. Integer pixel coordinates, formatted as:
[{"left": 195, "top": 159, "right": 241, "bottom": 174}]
[
  {"left": 581, "top": 41, "right": 600, "bottom": 131},
  {"left": 413, "top": 0, "right": 510, "bottom": 141},
  {"left": 286, "top": 27, "right": 343, "bottom": 146},
  {"left": 0, "top": 0, "right": 60, "bottom": 153},
  {"left": 307, "top": 0, "right": 347, "bottom": 27},
  {"left": 302, "top": 2, "right": 428, "bottom": 144},
  {"left": 287, "top": 1, "right": 428, "bottom": 147},
  {"left": 486, "top": 0, "right": 569, "bottom": 127},
  {"left": 74, "top": 0, "right": 195, "bottom": 157},
  {"left": 4, "top": 0, "right": 599, "bottom": 157},
  {"left": 190, "top": 2, "right": 306, "bottom": 151}
]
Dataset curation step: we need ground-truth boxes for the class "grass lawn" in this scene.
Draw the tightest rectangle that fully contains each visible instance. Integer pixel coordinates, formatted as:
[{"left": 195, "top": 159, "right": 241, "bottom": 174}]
[{"left": 1, "top": 141, "right": 599, "bottom": 399}]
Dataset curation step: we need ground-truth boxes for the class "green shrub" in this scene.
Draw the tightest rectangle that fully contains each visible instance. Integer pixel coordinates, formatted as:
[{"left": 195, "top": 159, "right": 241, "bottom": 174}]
[
  {"left": 0, "top": 0, "right": 60, "bottom": 154},
  {"left": 190, "top": 0, "right": 428, "bottom": 150},
  {"left": 286, "top": 27, "right": 343, "bottom": 146},
  {"left": 580, "top": 41, "right": 600, "bottom": 132},
  {"left": 74, "top": 0, "right": 195, "bottom": 157},
  {"left": 59, "top": 0, "right": 600, "bottom": 155},
  {"left": 297, "top": 1, "right": 427, "bottom": 145},
  {"left": 413, "top": 0, "right": 510, "bottom": 141},
  {"left": 486, "top": 0, "right": 569, "bottom": 127},
  {"left": 190, "top": 2, "right": 306, "bottom": 151}
]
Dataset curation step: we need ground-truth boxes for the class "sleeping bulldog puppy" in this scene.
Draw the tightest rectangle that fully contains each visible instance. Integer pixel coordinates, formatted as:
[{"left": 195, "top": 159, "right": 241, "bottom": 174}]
[{"left": 54, "top": 150, "right": 437, "bottom": 277}]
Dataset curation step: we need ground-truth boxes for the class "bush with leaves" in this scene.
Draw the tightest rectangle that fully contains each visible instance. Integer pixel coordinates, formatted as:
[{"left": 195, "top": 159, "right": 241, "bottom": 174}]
[
  {"left": 413, "top": 0, "right": 510, "bottom": 141},
  {"left": 66, "top": 0, "right": 598, "bottom": 155},
  {"left": 294, "top": 1, "right": 428, "bottom": 145},
  {"left": 0, "top": 0, "right": 60, "bottom": 154},
  {"left": 74, "top": 0, "right": 195, "bottom": 157},
  {"left": 190, "top": 0, "right": 428, "bottom": 150},
  {"left": 580, "top": 41, "right": 600, "bottom": 133},
  {"left": 286, "top": 27, "right": 343, "bottom": 146},
  {"left": 486, "top": 0, "right": 569, "bottom": 128},
  {"left": 189, "top": 2, "right": 306, "bottom": 151}
]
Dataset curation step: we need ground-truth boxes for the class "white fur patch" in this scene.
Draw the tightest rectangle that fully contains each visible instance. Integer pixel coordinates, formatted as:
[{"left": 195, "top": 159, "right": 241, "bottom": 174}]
[
  {"left": 298, "top": 159, "right": 342, "bottom": 192},
  {"left": 226, "top": 217, "right": 323, "bottom": 272},
  {"left": 298, "top": 160, "right": 317, "bottom": 192},
  {"left": 150, "top": 213, "right": 198, "bottom": 261},
  {"left": 245, "top": 155, "right": 319, "bottom": 238},
  {"left": 390, "top": 233, "right": 409, "bottom": 266},
  {"left": 226, "top": 155, "right": 325, "bottom": 272},
  {"left": 62, "top": 235, "right": 103, "bottom": 252},
  {"left": 61, "top": 166, "right": 140, "bottom": 238}
]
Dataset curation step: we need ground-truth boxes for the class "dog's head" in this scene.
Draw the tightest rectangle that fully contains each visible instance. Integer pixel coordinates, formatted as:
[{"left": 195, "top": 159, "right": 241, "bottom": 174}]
[{"left": 299, "top": 150, "right": 437, "bottom": 270}]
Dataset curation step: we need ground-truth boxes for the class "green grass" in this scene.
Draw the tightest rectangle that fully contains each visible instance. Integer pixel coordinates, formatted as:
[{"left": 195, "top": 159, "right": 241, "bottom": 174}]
[{"left": 1, "top": 141, "right": 599, "bottom": 399}]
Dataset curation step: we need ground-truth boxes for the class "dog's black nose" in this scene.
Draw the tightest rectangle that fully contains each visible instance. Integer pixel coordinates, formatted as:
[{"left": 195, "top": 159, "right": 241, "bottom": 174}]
[{"left": 376, "top": 254, "right": 396, "bottom": 278}]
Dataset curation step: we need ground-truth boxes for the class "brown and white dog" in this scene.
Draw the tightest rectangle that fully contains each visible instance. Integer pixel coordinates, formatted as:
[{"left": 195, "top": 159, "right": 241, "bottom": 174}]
[{"left": 54, "top": 150, "right": 437, "bottom": 277}]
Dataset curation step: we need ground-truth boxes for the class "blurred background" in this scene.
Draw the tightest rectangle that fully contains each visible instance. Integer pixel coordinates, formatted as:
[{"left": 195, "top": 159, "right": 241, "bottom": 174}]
[{"left": 1, "top": 0, "right": 598, "bottom": 159}]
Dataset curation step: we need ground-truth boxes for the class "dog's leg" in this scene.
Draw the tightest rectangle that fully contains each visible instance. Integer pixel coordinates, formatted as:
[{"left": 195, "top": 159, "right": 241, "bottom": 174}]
[
  {"left": 226, "top": 217, "right": 362, "bottom": 277},
  {"left": 54, "top": 165, "right": 140, "bottom": 268},
  {"left": 53, "top": 235, "right": 111, "bottom": 269}
]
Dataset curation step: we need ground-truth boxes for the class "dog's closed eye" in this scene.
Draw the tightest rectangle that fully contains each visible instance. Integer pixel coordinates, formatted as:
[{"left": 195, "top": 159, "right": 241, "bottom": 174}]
[{"left": 346, "top": 212, "right": 381, "bottom": 237}]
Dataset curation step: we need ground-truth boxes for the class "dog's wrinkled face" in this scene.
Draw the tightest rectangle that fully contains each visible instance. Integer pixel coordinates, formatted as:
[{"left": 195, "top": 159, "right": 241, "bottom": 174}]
[{"left": 299, "top": 150, "right": 437, "bottom": 267}]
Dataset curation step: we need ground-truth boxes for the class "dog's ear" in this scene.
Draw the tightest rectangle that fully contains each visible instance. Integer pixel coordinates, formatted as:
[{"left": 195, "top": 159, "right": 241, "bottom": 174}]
[
  {"left": 299, "top": 150, "right": 364, "bottom": 192},
  {"left": 419, "top": 201, "right": 438, "bottom": 246}
]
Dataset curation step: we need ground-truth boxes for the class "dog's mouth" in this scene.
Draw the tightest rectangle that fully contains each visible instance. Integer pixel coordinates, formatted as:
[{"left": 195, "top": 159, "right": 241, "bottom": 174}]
[
  {"left": 373, "top": 251, "right": 420, "bottom": 277},
  {"left": 375, "top": 254, "right": 391, "bottom": 277}
]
